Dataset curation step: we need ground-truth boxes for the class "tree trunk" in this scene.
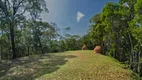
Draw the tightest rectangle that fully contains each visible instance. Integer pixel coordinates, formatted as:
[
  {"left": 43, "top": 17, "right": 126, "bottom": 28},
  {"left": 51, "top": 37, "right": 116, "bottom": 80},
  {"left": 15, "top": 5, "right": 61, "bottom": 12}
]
[
  {"left": 128, "top": 33, "right": 134, "bottom": 70},
  {"left": 138, "top": 51, "right": 141, "bottom": 76},
  {"left": 0, "top": 29, "right": 3, "bottom": 60},
  {"left": 27, "top": 46, "right": 30, "bottom": 56},
  {"left": 10, "top": 22, "right": 16, "bottom": 59},
  {"left": 50, "top": 35, "right": 53, "bottom": 53},
  {"left": 39, "top": 38, "right": 44, "bottom": 54}
]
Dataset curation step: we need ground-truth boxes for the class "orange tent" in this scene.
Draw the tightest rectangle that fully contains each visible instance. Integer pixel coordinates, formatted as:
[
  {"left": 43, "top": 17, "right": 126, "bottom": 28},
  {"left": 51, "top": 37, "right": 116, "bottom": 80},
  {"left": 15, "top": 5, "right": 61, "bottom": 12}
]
[
  {"left": 94, "top": 46, "right": 101, "bottom": 53},
  {"left": 82, "top": 44, "right": 87, "bottom": 50}
]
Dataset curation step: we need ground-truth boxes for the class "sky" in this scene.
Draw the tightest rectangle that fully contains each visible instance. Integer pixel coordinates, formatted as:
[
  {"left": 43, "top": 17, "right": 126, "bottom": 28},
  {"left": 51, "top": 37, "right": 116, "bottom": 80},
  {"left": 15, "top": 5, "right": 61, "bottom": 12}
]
[{"left": 41, "top": 0, "right": 118, "bottom": 36}]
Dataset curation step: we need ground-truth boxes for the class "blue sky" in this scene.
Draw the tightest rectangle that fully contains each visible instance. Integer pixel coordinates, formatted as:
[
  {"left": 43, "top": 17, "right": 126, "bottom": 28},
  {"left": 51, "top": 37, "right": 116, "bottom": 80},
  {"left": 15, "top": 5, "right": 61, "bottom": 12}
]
[{"left": 41, "top": 0, "right": 118, "bottom": 36}]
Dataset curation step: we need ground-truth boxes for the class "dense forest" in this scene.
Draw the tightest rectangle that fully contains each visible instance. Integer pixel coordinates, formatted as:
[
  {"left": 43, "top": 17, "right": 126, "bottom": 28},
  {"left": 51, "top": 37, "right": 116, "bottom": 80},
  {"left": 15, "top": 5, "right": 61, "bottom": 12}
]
[
  {"left": 87, "top": 0, "right": 142, "bottom": 77},
  {"left": 0, "top": 0, "right": 82, "bottom": 60},
  {"left": 0, "top": 0, "right": 142, "bottom": 78}
]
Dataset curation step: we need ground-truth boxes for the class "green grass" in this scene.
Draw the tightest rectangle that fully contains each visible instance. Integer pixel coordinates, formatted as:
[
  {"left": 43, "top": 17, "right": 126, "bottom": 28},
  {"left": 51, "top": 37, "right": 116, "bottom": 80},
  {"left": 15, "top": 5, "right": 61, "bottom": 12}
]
[{"left": 0, "top": 50, "right": 134, "bottom": 80}]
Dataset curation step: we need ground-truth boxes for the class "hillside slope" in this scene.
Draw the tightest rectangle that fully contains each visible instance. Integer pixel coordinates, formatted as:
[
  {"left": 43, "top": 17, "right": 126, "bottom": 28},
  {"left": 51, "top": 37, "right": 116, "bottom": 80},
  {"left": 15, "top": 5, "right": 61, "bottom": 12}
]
[{"left": 0, "top": 50, "right": 134, "bottom": 80}]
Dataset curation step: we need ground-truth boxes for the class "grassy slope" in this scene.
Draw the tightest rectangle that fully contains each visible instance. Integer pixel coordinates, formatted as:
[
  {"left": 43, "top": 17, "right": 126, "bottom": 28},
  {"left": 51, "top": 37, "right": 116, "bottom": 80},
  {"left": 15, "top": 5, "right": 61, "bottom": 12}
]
[{"left": 0, "top": 50, "right": 133, "bottom": 80}]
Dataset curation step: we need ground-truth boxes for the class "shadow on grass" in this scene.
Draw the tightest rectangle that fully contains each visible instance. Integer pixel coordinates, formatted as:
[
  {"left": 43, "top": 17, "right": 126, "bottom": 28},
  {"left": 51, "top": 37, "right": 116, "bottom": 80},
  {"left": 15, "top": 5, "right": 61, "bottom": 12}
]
[{"left": 0, "top": 54, "right": 77, "bottom": 80}]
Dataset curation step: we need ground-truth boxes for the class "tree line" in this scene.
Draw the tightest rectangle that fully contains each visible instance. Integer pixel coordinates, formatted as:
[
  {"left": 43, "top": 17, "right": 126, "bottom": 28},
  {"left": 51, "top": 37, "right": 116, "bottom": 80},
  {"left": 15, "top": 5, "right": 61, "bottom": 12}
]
[
  {"left": 87, "top": 0, "right": 142, "bottom": 77},
  {"left": 0, "top": 0, "right": 83, "bottom": 60}
]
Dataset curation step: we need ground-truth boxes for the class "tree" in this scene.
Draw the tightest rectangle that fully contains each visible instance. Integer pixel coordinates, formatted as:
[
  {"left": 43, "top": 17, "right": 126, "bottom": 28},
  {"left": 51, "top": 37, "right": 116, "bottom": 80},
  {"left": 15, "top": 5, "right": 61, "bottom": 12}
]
[
  {"left": 0, "top": 0, "right": 48, "bottom": 59},
  {"left": 88, "top": 0, "right": 142, "bottom": 77}
]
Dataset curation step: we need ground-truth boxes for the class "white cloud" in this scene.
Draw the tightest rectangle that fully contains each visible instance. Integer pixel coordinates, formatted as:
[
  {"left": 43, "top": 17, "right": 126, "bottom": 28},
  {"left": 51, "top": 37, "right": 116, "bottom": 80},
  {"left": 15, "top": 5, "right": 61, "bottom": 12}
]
[
  {"left": 77, "top": 11, "right": 85, "bottom": 22},
  {"left": 123, "top": 3, "right": 129, "bottom": 7}
]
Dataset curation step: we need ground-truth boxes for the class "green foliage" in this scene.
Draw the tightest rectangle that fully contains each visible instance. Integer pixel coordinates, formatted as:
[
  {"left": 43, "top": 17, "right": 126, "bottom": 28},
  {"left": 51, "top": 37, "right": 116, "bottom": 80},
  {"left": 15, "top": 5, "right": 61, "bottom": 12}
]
[{"left": 88, "top": 0, "right": 142, "bottom": 77}]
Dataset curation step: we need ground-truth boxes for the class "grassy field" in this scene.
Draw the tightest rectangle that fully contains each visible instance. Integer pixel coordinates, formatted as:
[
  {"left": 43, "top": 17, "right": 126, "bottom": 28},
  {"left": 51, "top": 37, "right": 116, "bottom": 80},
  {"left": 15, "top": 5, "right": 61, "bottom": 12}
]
[{"left": 0, "top": 50, "right": 135, "bottom": 80}]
